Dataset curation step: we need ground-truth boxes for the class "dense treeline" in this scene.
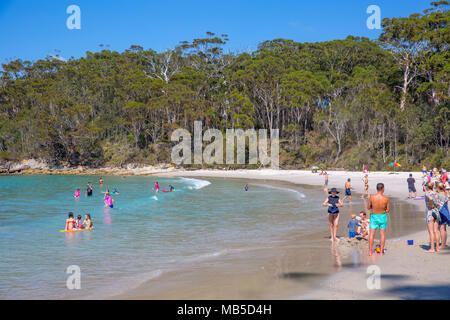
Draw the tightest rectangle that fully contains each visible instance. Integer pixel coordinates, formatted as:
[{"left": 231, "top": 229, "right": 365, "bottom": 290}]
[{"left": 0, "top": 2, "right": 448, "bottom": 170}]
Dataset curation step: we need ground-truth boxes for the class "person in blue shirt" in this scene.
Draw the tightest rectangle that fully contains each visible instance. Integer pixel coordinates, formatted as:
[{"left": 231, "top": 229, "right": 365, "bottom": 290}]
[{"left": 347, "top": 214, "right": 361, "bottom": 239}]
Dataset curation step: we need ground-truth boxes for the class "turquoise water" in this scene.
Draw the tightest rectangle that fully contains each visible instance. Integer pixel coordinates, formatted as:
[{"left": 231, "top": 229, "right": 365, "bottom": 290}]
[{"left": 0, "top": 175, "right": 327, "bottom": 299}]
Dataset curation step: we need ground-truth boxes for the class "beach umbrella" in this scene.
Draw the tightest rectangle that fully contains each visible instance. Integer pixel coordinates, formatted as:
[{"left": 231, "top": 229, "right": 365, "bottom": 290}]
[{"left": 389, "top": 162, "right": 401, "bottom": 173}]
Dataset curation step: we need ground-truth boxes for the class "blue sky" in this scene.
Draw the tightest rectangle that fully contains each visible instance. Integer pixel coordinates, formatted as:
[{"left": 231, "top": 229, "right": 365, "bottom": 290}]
[{"left": 0, "top": 0, "right": 431, "bottom": 63}]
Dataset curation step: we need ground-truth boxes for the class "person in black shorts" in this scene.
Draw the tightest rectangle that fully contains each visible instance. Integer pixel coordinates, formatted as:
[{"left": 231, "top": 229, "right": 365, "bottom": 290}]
[
  {"left": 407, "top": 174, "right": 417, "bottom": 199},
  {"left": 86, "top": 182, "right": 94, "bottom": 197}
]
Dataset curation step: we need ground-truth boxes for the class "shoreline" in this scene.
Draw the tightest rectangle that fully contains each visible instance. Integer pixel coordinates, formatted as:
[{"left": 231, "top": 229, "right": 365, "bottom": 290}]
[
  {"left": 5, "top": 167, "right": 449, "bottom": 299},
  {"left": 156, "top": 169, "right": 450, "bottom": 299}
]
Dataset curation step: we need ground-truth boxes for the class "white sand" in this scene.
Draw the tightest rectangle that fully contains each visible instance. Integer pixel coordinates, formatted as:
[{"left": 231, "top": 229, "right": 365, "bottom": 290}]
[{"left": 158, "top": 169, "right": 450, "bottom": 299}]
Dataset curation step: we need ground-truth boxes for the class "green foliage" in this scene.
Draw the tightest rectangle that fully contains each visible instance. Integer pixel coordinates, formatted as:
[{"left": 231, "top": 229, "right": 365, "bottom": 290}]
[{"left": 0, "top": 6, "right": 448, "bottom": 169}]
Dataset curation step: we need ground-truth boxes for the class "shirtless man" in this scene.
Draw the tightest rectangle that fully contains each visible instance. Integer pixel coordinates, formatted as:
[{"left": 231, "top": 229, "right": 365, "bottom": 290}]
[
  {"left": 342, "top": 178, "right": 354, "bottom": 203},
  {"left": 367, "top": 183, "right": 390, "bottom": 256}
]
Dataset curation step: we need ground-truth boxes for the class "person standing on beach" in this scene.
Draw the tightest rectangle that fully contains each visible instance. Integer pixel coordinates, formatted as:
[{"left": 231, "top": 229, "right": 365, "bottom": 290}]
[
  {"left": 362, "top": 174, "right": 369, "bottom": 199},
  {"left": 323, "top": 188, "right": 343, "bottom": 243},
  {"left": 424, "top": 182, "right": 440, "bottom": 253},
  {"left": 431, "top": 183, "right": 449, "bottom": 249},
  {"left": 342, "top": 179, "right": 353, "bottom": 203},
  {"left": 407, "top": 174, "right": 417, "bottom": 199},
  {"left": 367, "top": 183, "right": 390, "bottom": 256}
]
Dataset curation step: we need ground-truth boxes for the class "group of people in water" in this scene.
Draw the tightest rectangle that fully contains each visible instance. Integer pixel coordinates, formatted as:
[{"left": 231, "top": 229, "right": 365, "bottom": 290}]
[
  {"left": 66, "top": 178, "right": 179, "bottom": 231},
  {"left": 321, "top": 165, "right": 449, "bottom": 256},
  {"left": 64, "top": 212, "right": 93, "bottom": 231}
]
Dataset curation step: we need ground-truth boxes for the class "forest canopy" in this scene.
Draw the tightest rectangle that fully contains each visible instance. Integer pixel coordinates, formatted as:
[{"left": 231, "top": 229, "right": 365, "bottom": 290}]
[{"left": 0, "top": 2, "right": 448, "bottom": 170}]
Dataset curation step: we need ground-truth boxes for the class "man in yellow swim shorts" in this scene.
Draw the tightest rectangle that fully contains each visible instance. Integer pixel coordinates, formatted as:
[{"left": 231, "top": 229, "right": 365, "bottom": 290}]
[{"left": 367, "top": 183, "right": 390, "bottom": 256}]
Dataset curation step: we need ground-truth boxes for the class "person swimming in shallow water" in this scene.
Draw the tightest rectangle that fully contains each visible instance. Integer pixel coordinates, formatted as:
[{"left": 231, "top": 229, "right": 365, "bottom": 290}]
[
  {"left": 244, "top": 184, "right": 249, "bottom": 191},
  {"left": 104, "top": 194, "right": 114, "bottom": 208},
  {"left": 86, "top": 183, "right": 93, "bottom": 197},
  {"left": 65, "top": 212, "right": 77, "bottom": 231},
  {"left": 82, "top": 214, "right": 93, "bottom": 230},
  {"left": 153, "top": 182, "right": 160, "bottom": 195}
]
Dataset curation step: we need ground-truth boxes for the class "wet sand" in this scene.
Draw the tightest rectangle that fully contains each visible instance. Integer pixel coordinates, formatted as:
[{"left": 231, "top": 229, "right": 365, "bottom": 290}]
[{"left": 113, "top": 177, "right": 428, "bottom": 300}]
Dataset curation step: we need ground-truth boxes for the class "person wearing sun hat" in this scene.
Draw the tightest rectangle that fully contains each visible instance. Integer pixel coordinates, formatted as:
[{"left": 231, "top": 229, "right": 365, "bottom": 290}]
[{"left": 323, "top": 188, "right": 344, "bottom": 243}]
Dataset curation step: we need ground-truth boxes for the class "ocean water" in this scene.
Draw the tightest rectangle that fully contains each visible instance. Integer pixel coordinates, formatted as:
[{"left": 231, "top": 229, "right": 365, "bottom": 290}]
[{"left": 0, "top": 175, "right": 329, "bottom": 299}]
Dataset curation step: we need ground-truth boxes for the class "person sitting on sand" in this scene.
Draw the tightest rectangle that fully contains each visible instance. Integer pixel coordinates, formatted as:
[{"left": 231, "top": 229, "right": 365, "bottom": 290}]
[
  {"left": 425, "top": 182, "right": 440, "bottom": 253},
  {"left": 357, "top": 212, "right": 370, "bottom": 239},
  {"left": 323, "top": 188, "right": 344, "bottom": 243},
  {"left": 407, "top": 173, "right": 417, "bottom": 199},
  {"left": 65, "top": 212, "right": 76, "bottom": 231},
  {"left": 347, "top": 215, "right": 360, "bottom": 239},
  {"left": 342, "top": 179, "right": 354, "bottom": 203},
  {"left": 82, "top": 214, "right": 93, "bottom": 230},
  {"left": 367, "top": 183, "right": 390, "bottom": 256}
]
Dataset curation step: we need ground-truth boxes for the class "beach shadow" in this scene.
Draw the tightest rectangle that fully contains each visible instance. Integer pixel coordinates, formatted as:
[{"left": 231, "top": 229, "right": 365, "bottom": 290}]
[
  {"left": 380, "top": 274, "right": 411, "bottom": 280},
  {"left": 280, "top": 272, "right": 326, "bottom": 280},
  {"left": 420, "top": 244, "right": 450, "bottom": 252},
  {"left": 385, "top": 284, "right": 450, "bottom": 300}
]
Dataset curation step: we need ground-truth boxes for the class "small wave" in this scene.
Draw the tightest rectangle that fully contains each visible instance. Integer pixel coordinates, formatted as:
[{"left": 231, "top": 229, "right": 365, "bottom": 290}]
[
  {"left": 187, "top": 249, "right": 229, "bottom": 262},
  {"left": 151, "top": 195, "right": 158, "bottom": 200},
  {"left": 83, "top": 269, "right": 164, "bottom": 299},
  {"left": 180, "top": 178, "right": 211, "bottom": 190},
  {"left": 253, "top": 183, "right": 306, "bottom": 200}
]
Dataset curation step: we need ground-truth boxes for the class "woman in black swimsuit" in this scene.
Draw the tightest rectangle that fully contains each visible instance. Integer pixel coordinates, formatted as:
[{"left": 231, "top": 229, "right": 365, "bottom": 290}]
[
  {"left": 86, "top": 183, "right": 93, "bottom": 197},
  {"left": 323, "top": 188, "right": 343, "bottom": 243}
]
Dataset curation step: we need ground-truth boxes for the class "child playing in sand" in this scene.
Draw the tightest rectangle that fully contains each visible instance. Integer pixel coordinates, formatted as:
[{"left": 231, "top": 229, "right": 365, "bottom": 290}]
[{"left": 347, "top": 214, "right": 360, "bottom": 239}]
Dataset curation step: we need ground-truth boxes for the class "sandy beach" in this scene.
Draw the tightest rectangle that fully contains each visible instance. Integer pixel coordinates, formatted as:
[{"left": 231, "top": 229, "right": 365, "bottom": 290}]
[{"left": 155, "top": 169, "right": 450, "bottom": 300}]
